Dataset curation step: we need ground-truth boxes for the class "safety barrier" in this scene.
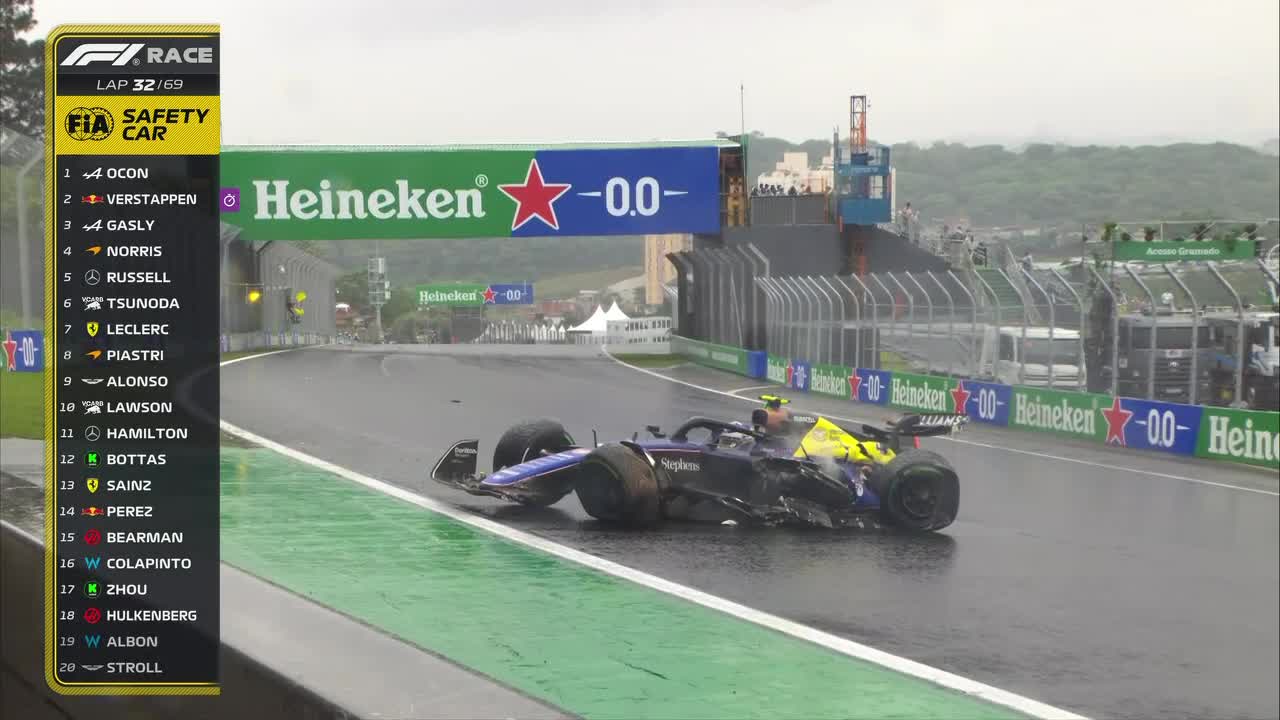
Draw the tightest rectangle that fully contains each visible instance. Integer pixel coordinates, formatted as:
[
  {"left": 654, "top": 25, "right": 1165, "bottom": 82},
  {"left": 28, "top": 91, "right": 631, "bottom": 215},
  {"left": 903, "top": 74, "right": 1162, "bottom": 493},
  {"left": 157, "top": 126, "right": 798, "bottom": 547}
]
[
  {"left": 671, "top": 335, "right": 1278, "bottom": 469},
  {"left": 220, "top": 331, "right": 335, "bottom": 352}
]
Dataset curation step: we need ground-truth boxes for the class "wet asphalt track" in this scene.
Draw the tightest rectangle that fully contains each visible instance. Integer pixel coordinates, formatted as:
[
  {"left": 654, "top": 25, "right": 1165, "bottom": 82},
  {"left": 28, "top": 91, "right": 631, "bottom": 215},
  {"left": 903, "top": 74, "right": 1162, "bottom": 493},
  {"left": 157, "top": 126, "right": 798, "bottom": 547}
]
[{"left": 221, "top": 344, "right": 1280, "bottom": 720}]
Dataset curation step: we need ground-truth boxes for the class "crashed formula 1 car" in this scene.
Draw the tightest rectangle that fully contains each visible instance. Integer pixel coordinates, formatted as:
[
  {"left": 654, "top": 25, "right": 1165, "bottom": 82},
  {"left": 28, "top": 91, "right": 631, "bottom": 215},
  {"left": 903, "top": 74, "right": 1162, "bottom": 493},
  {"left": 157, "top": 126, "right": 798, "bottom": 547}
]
[{"left": 431, "top": 396, "right": 967, "bottom": 532}]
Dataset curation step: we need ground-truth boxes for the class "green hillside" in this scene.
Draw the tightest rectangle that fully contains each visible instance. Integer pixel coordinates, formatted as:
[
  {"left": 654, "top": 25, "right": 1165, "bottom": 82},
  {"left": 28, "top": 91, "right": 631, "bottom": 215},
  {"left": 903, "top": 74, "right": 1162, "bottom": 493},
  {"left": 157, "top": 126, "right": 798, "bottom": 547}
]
[{"left": 743, "top": 133, "right": 1280, "bottom": 227}]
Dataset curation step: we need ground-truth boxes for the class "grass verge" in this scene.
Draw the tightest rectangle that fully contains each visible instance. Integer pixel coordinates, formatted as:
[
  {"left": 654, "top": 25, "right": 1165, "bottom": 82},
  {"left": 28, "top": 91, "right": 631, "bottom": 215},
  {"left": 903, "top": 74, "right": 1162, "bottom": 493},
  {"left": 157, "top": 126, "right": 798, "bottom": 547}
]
[{"left": 0, "top": 371, "right": 44, "bottom": 439}]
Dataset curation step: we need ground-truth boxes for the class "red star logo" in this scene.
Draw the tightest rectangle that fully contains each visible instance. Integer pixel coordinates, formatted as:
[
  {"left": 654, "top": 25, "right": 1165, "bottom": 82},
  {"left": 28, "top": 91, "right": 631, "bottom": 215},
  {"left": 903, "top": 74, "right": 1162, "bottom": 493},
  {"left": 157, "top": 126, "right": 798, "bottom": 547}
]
[
  {"left": 2, "top": 332, "right": 16, "bottom": 371},
  {"left": 482, "top": 286, "right": 497, "bottom": 304},
  {"left": 950, "top": 380, "right": 971, "bottom": 415},
  {"left": 498, "top": 159, "right": 572, "bottom": 231},
  {"left": 785, "top": 363, "right": 794, "bottom": 386},
  {"left": 848, "top": 372, "right": 862, "bottom": 400},
  {"left": 1101, "top": 396, "right": 1133, "bottom": 446}
]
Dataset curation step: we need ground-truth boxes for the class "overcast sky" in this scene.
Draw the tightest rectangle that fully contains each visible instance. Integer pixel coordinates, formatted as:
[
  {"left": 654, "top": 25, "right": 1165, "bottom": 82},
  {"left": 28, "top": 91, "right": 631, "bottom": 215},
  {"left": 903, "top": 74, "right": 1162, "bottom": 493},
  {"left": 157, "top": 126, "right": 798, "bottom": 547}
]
[{"left": 35, "top": 0, "right": 1280, "bottom": 147}]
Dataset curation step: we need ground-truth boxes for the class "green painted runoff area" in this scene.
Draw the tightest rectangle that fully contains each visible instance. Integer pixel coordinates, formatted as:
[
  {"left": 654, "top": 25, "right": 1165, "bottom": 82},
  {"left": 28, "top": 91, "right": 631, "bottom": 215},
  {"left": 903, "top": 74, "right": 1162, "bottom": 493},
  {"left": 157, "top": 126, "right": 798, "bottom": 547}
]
[{"left": 220, "top": 446, "right": 1024, "bottom": 720}]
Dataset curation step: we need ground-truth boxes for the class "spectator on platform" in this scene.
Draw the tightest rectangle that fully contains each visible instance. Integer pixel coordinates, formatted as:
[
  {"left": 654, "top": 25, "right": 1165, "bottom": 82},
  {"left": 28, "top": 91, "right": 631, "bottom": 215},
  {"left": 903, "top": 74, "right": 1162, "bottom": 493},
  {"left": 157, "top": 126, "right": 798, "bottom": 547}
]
[
  {"left": 787, "top": 185, "right": 798, "bottom": 196},
  {"left": 1021, "top": 251, "right": 1034, "bottom": 272}
]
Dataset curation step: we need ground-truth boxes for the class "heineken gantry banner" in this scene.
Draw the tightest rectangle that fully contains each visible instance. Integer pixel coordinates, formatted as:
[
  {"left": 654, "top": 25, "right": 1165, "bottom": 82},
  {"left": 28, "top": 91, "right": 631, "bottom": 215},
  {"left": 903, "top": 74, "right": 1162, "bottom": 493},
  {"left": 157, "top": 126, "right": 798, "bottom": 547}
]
[
  {"left": 416, "top": 283, "right": 534, "bottom": 306},
  {"left": 220, "top": 146, "right": 721, "bottom": 240},
  {"left": 1111, "top": 240, "right": 1255, "bottom": 262}
]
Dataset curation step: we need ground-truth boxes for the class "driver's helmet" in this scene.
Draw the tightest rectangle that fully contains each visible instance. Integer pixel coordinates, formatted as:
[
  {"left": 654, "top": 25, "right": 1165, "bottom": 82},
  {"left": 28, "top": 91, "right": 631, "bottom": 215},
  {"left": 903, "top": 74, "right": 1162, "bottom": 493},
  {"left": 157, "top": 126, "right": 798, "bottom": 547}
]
[{"left": 751, "top": 406, "right": 792, "bottom": 434}]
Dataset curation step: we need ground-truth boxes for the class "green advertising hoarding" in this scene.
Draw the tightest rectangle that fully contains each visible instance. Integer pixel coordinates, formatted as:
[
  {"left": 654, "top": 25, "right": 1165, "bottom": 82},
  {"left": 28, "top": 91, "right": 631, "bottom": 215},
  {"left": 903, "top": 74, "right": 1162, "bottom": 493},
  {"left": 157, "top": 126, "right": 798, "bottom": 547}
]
[
  {"left": 416, "top": 284, "right": 488, "bottom": 306},
  {"left": 766, "top": 355, "right": 789, "bottom": 385},
  {"left": 1008, "top": 386, "right": 1110, "bottom": 442},
  {"left": 1195, "top": 406, "right": 1279, "bottom": 468},
  {"left": 222, "top": 150, "right": 527, "bottom": 240},
  {"left": 219, "top": 144, "right": 724, "bottom": 240},
  {"left": 672, "top": 337, "right": 748, "bottom": 375},
  {"left": 1110, "top": 240, "right": 1255, "bottom": 262},
  {"left": 810, "top": 363, "right": 853, "bottom": 400},
  {"left": 888, "top": 372, "right": 952, "bottom": 413}
]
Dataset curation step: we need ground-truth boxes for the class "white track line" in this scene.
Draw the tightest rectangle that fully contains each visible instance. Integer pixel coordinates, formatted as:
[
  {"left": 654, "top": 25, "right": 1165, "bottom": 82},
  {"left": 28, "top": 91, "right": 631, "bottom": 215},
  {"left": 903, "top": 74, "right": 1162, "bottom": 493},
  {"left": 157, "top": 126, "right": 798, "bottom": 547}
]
[
  {"left": 728, "top": 384, "right": 776, "bottom": 396},
  {"left": 219, "top": 349, "right": 1085, "bottom": 719},
  {"left": 605, "top": 353, "right": 1280, "bottom": 498}
]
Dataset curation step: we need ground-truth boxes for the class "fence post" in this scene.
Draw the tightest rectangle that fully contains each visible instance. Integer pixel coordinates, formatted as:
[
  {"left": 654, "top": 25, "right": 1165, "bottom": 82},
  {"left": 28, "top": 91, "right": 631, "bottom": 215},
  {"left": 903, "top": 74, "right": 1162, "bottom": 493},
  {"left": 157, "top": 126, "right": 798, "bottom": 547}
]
[
  {"left": 1206, "top": 262, "right": 1246, "bottom": 405},
  {"left": 1123, "top": 265, "right": 1159, "bottom": 400},
  {"left": 971, "top": 269, "right": 1001, "bottom": 336},
  {"left": 794, "top": 277, "right": 821, "bottom": 362},
  {"left": 743, "top": 244, "right": 770, "bottom": 350},
  {"left": 1049, "top": 268, "right": 1087, "bottom": 392},
  {"left": 830, "top": 276, "right": 859, "bottom": 369},
  {"left": 1021, "top": 269, "right": 1056, "bottom": 387},
  {"left": 952, "top": 271, "right": 977, "bottom": 379},
  {"left": 776, "top": 278, "right": 800, "bottom": 360},
  {"left": 805, "top": 276, "right": 834, "bottom": 364},
  {"left": 846, "top": 274, "right": 878, "bottom": 368},
  {"left": 819, "top": 276, "right": 847, "bottom": 367},
  {"left": 886, "top": 273, "right": 915, "bottom": 364},
  {"left": 1086, "top": 265, "right": 1120, "bottom": 397},
  {"left": 925, "top": 272, "right": 956, "bottom": 376},
  {"left": 906, "top": 273, "right": 935, "bottom": 373},
  {"left": 15, "top": 151, "right": 40, "bottom": 326},
  {"left": 1258, "top": 257, "right": 1279, "bottom": 305},
  {"left": 756, "top": 278, "right": 778, "bottom": 357},
  {"left": 1159, "top": 264, "right": 1200, "bottom": 405},
  {"left": 870, "top": 274, "right": 896, "bottom": 368}
]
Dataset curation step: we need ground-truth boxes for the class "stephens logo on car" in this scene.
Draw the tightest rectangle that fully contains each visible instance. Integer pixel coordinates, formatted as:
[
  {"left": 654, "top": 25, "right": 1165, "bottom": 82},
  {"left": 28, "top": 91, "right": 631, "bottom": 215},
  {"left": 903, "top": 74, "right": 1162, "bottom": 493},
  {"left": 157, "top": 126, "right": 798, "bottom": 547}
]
[{"left": 659, "top": 457, "right": 700, "bottom": 473}]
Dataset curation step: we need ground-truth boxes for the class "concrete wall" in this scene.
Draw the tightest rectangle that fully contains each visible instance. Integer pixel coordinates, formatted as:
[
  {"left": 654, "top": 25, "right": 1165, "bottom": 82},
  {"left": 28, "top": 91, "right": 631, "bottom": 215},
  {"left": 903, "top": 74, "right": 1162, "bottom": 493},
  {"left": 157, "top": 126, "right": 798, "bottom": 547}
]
[
  {"left": 708, "top": 225, "right": 844, "bottom": 276},
  {"left": 856, "top": 226, "right": 950, "bottom": 274}
]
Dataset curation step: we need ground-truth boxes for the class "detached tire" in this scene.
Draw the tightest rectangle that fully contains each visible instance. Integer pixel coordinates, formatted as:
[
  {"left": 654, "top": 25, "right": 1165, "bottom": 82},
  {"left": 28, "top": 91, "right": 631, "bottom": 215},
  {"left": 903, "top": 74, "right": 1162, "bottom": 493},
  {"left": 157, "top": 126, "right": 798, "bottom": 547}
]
[
  {"left": 867, "top": 450, "right": 959, "bottom": 532},
  {"left": 492, "top": 419, "right": 576, "bottom": 507},
  {"left": 574, "top": 443, "right": 661, "bottom": 527},
  {"left": 493, "top": 419, "right": 575, "bottom": 472}
]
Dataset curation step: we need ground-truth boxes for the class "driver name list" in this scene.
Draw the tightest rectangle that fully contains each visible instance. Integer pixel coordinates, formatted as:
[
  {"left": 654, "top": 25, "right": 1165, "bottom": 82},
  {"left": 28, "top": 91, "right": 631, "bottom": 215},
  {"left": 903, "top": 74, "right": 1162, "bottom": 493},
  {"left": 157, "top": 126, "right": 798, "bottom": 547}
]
[{"left": 46, "top": 25, "right": 221, "bottom": 694}]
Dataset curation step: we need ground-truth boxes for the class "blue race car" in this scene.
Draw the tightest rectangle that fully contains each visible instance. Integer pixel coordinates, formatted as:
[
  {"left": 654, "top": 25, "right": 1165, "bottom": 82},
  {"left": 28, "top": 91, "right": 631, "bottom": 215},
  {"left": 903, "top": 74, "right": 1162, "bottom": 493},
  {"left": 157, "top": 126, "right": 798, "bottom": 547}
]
[{"left": 430, "top": 396, "right": 966, "bottom": 531}]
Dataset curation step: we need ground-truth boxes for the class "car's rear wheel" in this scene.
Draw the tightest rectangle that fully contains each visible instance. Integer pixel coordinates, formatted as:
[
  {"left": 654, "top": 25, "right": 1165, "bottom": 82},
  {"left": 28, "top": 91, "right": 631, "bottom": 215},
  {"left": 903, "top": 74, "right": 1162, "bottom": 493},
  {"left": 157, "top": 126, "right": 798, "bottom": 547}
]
[
  {"left": 493, "top": 419, "right": 576, "bottom": 506},
  {"left": 866, "top": 450, "right": 959, "bottom": 532},
  {"left": 574, "top": 443, "right": 661, "bottom": 527}
]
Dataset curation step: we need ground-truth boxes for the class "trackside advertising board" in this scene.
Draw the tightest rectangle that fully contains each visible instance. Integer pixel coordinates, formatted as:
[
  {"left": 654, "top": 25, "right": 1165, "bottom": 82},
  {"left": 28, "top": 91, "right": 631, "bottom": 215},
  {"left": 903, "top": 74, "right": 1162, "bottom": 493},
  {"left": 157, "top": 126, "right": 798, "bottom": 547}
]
[
  {"left": 671, "top": 336, "right": 1280, "bottom": 469},
  {"left": 2, "top": 329, "right": 44, "bottom": 372},
  {"left": 1195, "top": 406, "right": 1279, "bottom": 468},
  {"left": 221, "top": 146, "right": 721, "bottom": 239},
  {"left": 1008, "top": 387, "right": 1109, "bottom": 443},
  {"left": 670, "top": 336, "right": 751, "bottom": 376},
  {"left": 416, "top": 283, "right": 533, "bottom": 306}
]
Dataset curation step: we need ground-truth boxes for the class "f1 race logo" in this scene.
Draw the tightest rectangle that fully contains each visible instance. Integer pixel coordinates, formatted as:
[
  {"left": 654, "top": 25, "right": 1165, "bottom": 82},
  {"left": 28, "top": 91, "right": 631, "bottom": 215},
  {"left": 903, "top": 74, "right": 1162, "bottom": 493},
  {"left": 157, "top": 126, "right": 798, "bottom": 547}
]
[{"left": 62, "top": 43, "right": 144, "bottom": 67}]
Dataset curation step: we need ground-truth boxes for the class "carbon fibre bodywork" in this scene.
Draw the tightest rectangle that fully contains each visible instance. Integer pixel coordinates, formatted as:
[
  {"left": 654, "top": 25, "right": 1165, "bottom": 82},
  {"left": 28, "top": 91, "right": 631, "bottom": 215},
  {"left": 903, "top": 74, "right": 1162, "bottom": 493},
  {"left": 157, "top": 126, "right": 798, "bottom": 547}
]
[{"left": 431, "top": 411, "right": 967, "bottom": 530}]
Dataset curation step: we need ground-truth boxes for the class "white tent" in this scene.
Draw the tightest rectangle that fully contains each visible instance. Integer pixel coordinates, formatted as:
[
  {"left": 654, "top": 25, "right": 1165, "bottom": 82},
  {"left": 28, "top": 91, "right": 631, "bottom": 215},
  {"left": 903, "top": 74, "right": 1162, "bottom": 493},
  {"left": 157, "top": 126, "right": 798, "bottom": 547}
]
[
  {"left": 604, "top": 301, "right": 630, "bottom": 321},
  {"left": 568, "top": 305, "right": 608, "bottom": 334}
]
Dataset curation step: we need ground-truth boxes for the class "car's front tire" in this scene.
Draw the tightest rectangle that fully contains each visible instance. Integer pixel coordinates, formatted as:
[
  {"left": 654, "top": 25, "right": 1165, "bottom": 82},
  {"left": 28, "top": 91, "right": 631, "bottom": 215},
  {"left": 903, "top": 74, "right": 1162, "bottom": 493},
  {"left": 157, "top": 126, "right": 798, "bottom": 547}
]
[
  {"left": 492, "top": 419, "right": 576, "bottom": 506},
  {"left": 866, "top": 450, "right": 959, "bottom": 532},
  {"left": 574, "top": 443, "right": 661, "bottom": 527}
]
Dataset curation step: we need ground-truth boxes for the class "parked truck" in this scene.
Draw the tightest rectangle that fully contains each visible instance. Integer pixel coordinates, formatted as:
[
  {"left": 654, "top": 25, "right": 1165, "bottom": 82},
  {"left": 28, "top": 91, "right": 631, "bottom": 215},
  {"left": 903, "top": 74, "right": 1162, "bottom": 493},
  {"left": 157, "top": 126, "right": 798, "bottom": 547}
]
[
  {"left": 1205, "top": 311, "right": 1279, "bottom": 411},
  {"left": 1105, "top": 310, "right": 1215, "bottom": 404},
  {"left": 977, "top": 325, "right": 1086, "bottom": 389}
]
